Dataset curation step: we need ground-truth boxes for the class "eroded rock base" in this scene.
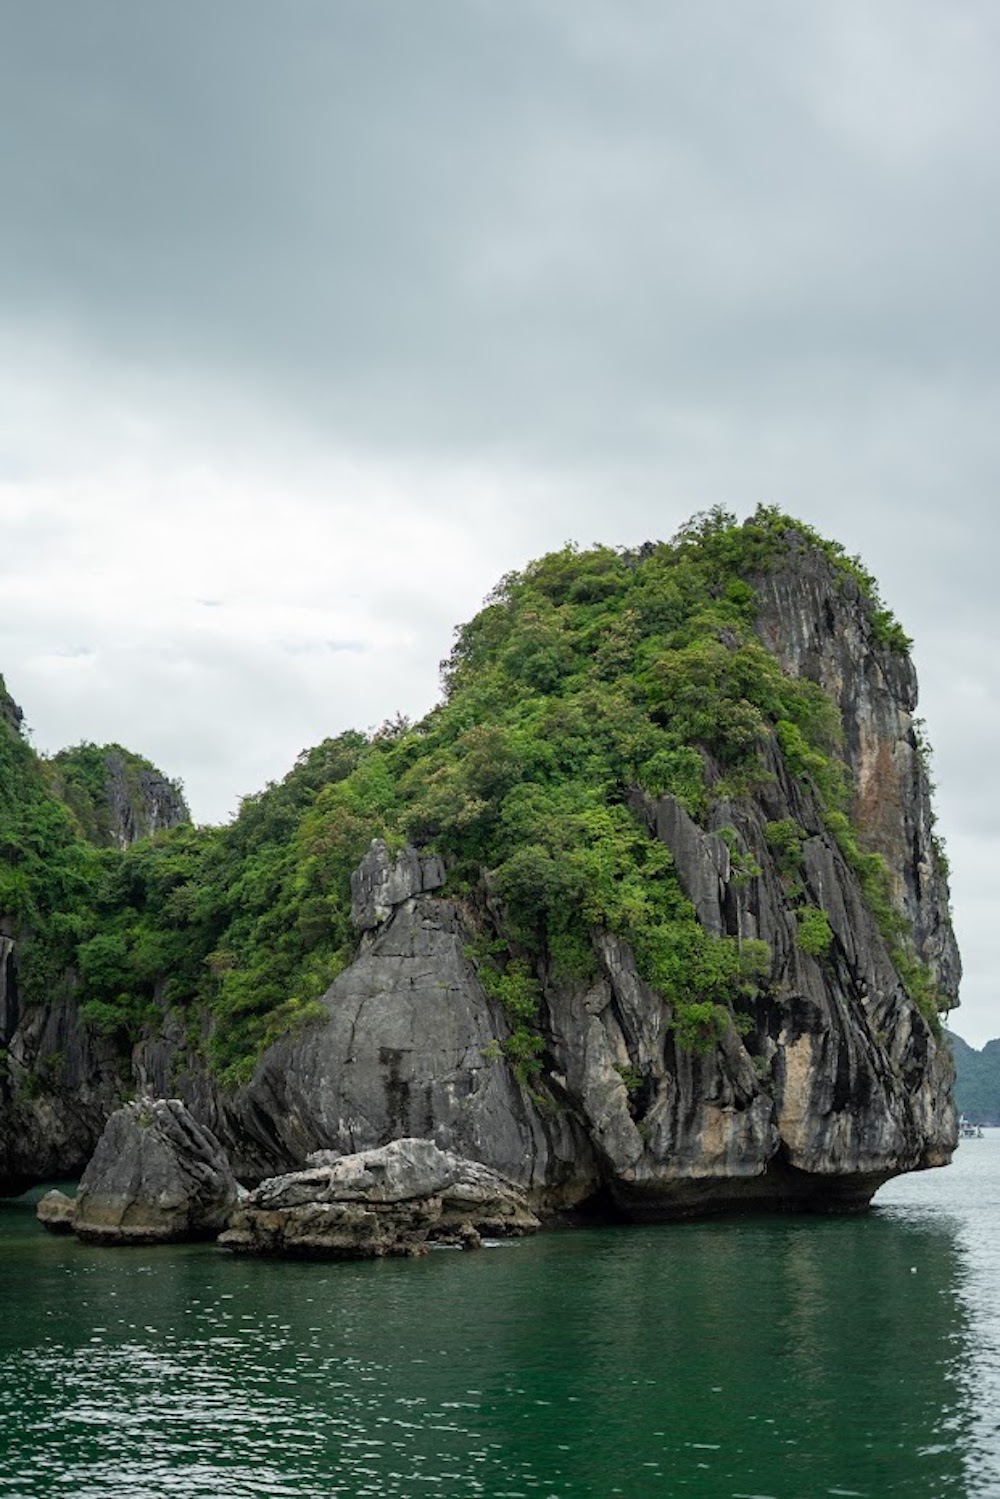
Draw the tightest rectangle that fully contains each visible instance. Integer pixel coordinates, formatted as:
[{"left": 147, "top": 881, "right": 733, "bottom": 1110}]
[{"left": 219, "top": 1137, "right": 540, "bottom": 1258}]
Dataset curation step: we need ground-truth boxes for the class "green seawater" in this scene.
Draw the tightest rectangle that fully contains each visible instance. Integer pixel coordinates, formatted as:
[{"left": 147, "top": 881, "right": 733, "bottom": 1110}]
[{"left": 2, "top": 1138, "right": 1000, "bottom": 1499}]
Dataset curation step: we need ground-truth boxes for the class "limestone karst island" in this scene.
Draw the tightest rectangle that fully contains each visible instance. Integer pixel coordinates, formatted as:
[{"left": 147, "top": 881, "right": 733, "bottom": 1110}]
[{"left": 0, "top": 507, "right": 960, "bottom": 1251}]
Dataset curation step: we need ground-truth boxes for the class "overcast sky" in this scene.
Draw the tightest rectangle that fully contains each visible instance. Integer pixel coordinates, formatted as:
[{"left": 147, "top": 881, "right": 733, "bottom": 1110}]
[{"left": 1, "top": 1, "right": 998, "bottom": 1043}]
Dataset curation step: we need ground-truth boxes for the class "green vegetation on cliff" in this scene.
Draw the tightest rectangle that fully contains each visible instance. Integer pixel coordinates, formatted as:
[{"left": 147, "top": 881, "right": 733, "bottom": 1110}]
[
  {"left": 47, "top": 742, "right": 186, "bottom": 848},
  {"left": 0, "top": 507, "right": 943, "bottom": 1085}
]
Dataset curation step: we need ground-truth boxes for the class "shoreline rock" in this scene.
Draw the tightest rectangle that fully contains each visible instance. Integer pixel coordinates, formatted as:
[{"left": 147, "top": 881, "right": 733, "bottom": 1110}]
[
  {"left": 218, "top": 1137, "right": 539, "bottom": 1258},
  {"left": 36, "top": 1188, "right": 77, "bottom": 1234},
  {"left": 70, "top": 1097, "right": 239, "bottom": 1245}
]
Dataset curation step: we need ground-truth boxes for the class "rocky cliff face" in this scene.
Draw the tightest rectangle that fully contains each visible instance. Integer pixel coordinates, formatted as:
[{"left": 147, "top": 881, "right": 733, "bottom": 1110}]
[
  {"left": 0, "top": 675, "right": 24, "bottom": 736},
  {"left": 0, "top": 526, "right": 959, "bottom": 1214},
  {"left": 0, "top": 712, "right": 191, "bottom": 1194},
  {"left": 48, "top": 743, "right": 190, "bottom": 848},
  {"left": 753, "top": 537, "right": 959, "bottom": 1002},
  {"left": 131, "top": 737, "right": 955, "bottom": 1215},
  {"left": 225, "top": 783, "right": 953, "bottom": 1215},
  {"left": 133, "top": 844, "right": 596, "bottom": 1198},
  {"left": 0, "top": 979, "right": 128, "bottom": 1195},
  {"left": 102, "top": 750, "right": 190, "bottom": 848}
]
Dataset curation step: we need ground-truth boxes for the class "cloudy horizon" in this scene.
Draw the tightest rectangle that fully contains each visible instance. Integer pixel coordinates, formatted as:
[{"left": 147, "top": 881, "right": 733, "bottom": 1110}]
[{"left": 2, "top": 1, "right": 998, "bottom": 1042}]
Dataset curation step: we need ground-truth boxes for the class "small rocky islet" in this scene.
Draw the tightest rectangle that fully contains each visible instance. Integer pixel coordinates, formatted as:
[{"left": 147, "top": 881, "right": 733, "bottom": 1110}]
[
  {"left": 37, "top": 1098, "right": 538, "bottom": 1256},
  {"left": 2, "top": 507, "right": 960, "bottom": 1240}
]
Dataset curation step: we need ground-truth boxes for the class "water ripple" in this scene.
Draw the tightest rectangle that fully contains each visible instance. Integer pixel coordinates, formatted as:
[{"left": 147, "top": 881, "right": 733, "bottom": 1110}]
[{"left": 2, "top": 1145, "right": 999, "bottom": 1497}]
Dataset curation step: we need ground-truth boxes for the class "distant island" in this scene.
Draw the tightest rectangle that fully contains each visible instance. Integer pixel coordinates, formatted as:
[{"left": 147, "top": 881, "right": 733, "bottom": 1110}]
[{"left": 949, "top": 1032, "right": 1000, "bottom": 1125}]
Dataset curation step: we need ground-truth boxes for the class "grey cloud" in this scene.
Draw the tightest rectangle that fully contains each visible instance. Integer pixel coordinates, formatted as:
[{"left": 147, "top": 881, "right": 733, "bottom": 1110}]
[{"left": 2, "top": 1, "right": 998, "bottom": 467}]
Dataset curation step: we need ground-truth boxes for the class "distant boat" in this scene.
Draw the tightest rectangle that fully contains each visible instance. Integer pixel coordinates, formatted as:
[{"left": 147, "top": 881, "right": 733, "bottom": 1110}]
[{"left": 959, "top": 1115, "right": 985, "bottom": 1139}]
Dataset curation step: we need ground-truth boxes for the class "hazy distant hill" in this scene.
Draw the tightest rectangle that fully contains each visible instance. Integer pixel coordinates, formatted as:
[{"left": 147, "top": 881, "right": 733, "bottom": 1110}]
[{"left": 949, "top": 1031, "right": 1000, "bottom": 1125}]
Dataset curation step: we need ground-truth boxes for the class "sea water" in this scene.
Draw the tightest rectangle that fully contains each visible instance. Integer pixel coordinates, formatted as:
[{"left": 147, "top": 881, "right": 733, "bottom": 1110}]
[{"left": 2, "top": 1137, "right": 999, "bottom": 1498}]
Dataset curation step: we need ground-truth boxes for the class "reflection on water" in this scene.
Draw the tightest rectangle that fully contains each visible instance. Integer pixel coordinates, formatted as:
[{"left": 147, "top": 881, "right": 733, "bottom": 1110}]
[{"left": 1, "top": 1141, "right": 998, "bottom": 1498}]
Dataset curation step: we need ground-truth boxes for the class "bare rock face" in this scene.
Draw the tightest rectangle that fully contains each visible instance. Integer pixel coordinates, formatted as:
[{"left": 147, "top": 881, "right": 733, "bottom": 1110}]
[
  {"left": 72, "top": 1097, "right": 238, "bottom": 1244},
  {"left": 101, "top": 751, "right": 190, "bottom": 849},
  {"left": 0, "top": 986, "right": 129, "bottom": 1198},
  {"left": 218, "top": 1137, "right": 539, "bottom": 1257},
  {"left": 548, "top": 741, "right": 955, "bottom": 1218},
  {"left": 220, "top": 875, "right": 593, "bottom": 1197},
  {"left": 752, "top": 534, "right": 960, "bottom": 1003},
  {"left": 544, "top": 929, "right": 780, "bottom": 1218},
  {"left": 350, "top": 838, "right": 446, "bottom": 930}
]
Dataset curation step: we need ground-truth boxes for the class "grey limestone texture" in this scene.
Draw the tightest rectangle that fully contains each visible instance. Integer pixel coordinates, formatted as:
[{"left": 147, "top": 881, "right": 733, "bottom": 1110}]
[
  {"left": 218, "top": 1136, "right": 539, "bottom": 1256},
  {"left": 67, "top": 1097, "right": 238, "bottom": 1244}
]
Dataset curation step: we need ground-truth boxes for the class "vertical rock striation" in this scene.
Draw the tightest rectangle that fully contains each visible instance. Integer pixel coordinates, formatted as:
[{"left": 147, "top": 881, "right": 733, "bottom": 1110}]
[
  {"left": 752, "top": 535, "right": 959, "bottom": 1002},
  {"left": 222, "top": 839, "right": 594, "bottom": 1199}
]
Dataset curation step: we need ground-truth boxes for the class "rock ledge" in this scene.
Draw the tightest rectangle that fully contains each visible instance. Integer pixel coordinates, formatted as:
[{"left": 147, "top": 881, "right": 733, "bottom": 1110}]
[{"left": 219, "top": 1137, "right": 539, "bottom": 1257}]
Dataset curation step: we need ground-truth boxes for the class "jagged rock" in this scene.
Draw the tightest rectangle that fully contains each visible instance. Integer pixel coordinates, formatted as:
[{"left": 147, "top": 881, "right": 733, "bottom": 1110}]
[
  {"left": 350, "top": 838, "right": 446, "bottom": 930},
  {"left": 0, "top": 675, "right": 23, "bottom": 735},
  {"left": 223, "top": 892, "right": 595, "bottom": 1196},
  {"left": 218, "top": 1137, "right": 539, "bottom": 1257},
  {"left": 589, "top": 730, "right": 956, "bottom": 1216},
  {"left": 542, "top": 928, "right": 780, "bottom": 1218},
  {"left": 638, "top": 796, "right": 731, "bottom": 937},
  {"left": 101, "top": 750, "right": 190, "bottom": 849},
  {"left": 752, "top": 534, "right": 960, "bottom": 1002},
  {"left": 0, "top": 989, "right": 128, "bottom": 1198},
  {"left": 48, "top": 744, "right": 190, "bottom": 850},
  {"left": 72, "top": 1097, "right": 238, "bottom": 1245},
  {"left": 36, "top": 1189, "right": 76, "bottom": 1234},
  {"left": 305, "top": 1149, "right": 343, "bottom": 1167}
]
